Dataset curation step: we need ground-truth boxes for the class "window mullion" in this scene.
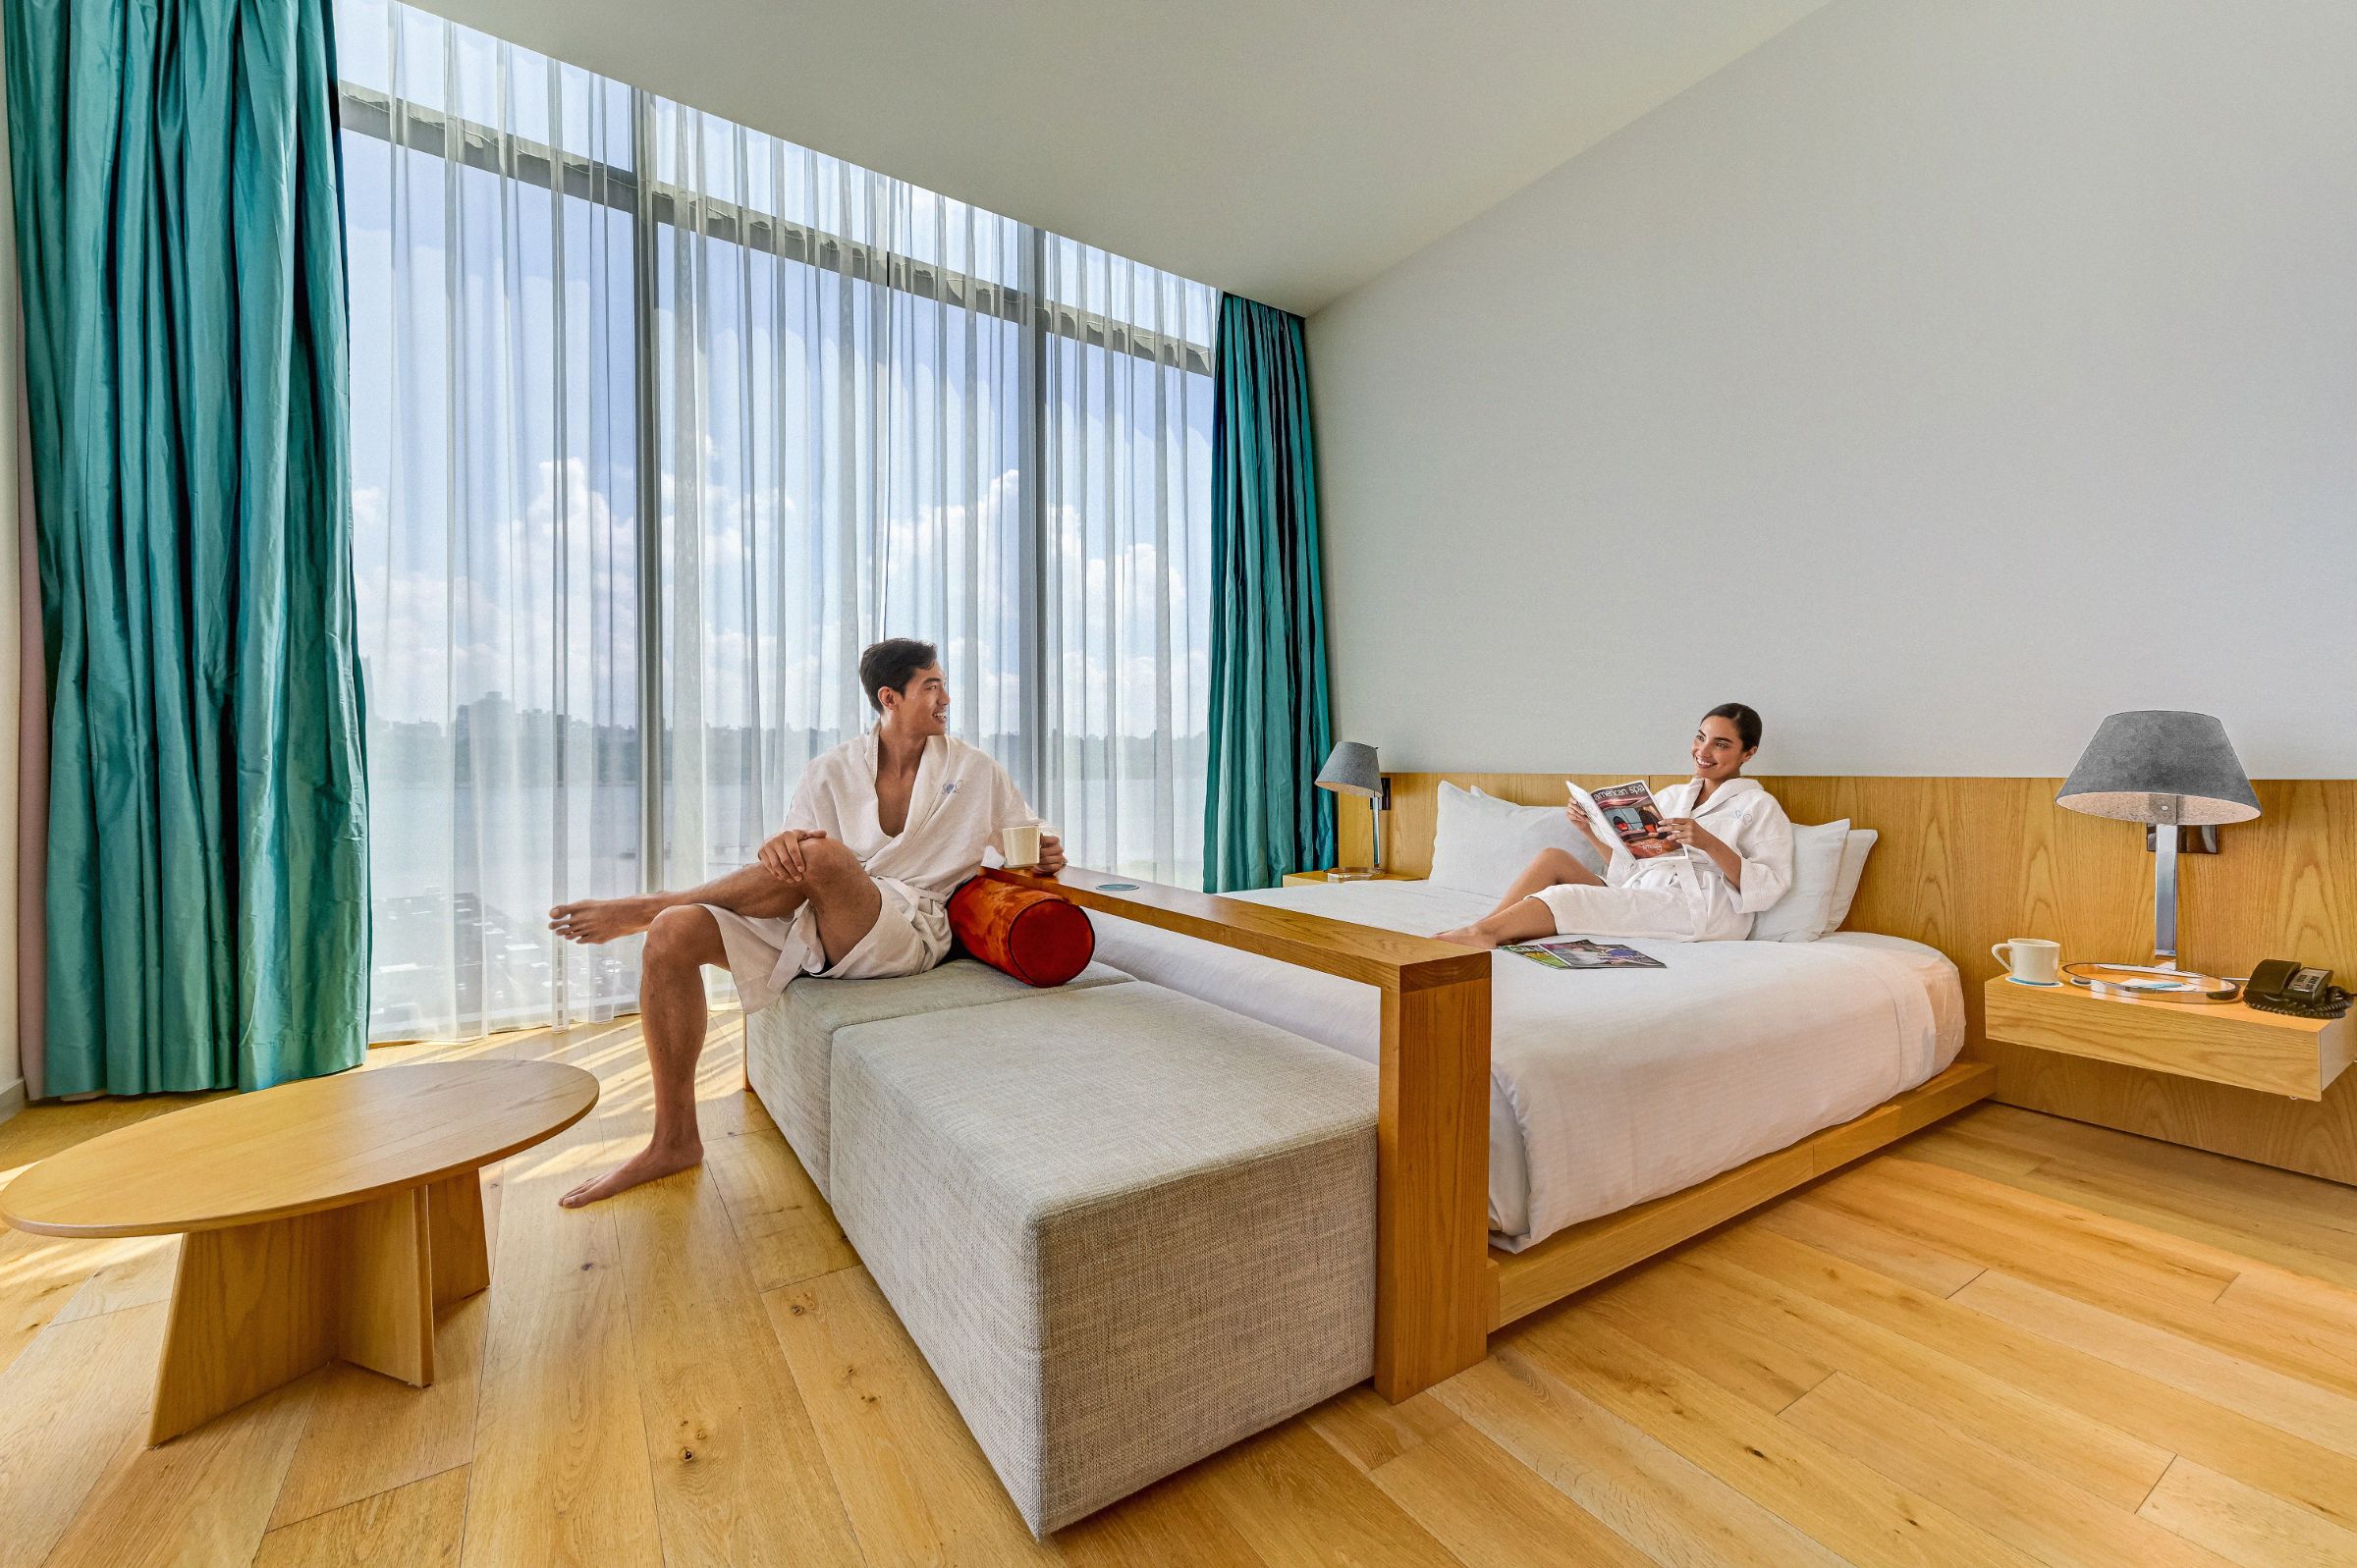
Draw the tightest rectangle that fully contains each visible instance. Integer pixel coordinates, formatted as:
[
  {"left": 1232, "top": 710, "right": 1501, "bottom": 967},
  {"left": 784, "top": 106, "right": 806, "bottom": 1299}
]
[
  {"left": 631, "top": 88, "right": 665, "bottom": 893},
  {"left": 1017, "top": 225, "right": 1050, "bottom": 810}
]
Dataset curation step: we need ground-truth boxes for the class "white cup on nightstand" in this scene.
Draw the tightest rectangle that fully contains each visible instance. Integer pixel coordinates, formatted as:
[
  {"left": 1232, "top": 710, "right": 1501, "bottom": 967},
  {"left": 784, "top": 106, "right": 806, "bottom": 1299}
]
[{"left": 1992, "top": 937, "right": 2061, "bottom": 986}]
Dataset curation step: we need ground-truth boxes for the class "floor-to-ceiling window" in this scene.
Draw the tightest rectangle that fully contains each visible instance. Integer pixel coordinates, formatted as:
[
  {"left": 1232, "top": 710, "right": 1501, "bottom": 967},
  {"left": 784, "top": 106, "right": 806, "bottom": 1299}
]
[{"left": 339, "top": 0, "right": 1216, "bottom": 1041}]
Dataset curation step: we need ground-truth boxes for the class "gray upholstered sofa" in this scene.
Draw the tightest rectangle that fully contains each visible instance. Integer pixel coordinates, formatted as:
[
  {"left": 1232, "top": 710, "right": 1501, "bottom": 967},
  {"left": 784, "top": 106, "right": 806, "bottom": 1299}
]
[{"left": 745, "top": 966, "right": 1378, "bottom": 1536}]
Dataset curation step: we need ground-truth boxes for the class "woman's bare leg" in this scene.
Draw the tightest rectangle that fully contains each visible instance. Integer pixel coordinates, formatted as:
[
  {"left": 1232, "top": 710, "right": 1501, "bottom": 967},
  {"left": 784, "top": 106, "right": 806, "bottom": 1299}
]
[
  {"left": 1478, "top": 846, "right": 1604, "bottom": 922},
  {"left": 1436, "top": 896, "right": 1559, "bottom": 950},
  {"left": 550, "top": 860, "right": 810, "bottom": 946},
  {"left": 1436, "top": 847, "right": 1601, "bottom": 946}
]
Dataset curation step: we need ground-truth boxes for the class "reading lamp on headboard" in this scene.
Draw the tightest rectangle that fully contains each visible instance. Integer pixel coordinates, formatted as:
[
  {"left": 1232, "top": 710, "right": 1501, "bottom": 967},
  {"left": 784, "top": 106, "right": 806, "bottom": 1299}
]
[
  {"left": 2056, "top": 710, "right": 2260, "bottom": 970},
  {"left": 1316, "top": 740, "right": 1387, "bottom": 880}
]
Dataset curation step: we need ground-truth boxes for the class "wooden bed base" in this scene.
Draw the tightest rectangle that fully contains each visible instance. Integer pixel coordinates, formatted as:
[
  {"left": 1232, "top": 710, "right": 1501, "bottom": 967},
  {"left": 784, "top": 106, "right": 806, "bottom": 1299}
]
[
  {"left": 1486, "top": 1059, "right": 1994, "bottom": 1328},
  {"left": 987, "top": 866, "right": 1996, "bottom": 1403}
]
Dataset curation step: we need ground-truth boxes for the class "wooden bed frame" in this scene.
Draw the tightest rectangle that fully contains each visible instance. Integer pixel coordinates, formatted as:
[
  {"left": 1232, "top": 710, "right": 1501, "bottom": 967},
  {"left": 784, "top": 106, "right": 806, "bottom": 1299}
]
[
  {"left": 996, "top": 767, "right": 2357, "bottom": 1400},
  {"left": 1483, "top": 1060, "right": 1991, "bottom": 1329},
  {"left": 1004, "top": 764, "right": 2357, "bottom": 1395}
]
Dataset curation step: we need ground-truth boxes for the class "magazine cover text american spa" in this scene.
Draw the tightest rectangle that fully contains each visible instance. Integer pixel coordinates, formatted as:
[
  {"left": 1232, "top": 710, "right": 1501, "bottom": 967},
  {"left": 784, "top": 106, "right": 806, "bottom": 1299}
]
[{"left": 1567, "top": 780, "right": 1680, "bottom": 859}]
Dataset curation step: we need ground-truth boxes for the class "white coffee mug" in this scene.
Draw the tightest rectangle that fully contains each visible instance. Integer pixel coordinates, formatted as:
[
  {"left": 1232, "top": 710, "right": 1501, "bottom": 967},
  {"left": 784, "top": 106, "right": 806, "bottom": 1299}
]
[
  {"left": 1992, "top": 937, "right": 2061, "bottom": 986},
  {"left": 999, "top": 822, "right": 1043, "bottom": 869}
]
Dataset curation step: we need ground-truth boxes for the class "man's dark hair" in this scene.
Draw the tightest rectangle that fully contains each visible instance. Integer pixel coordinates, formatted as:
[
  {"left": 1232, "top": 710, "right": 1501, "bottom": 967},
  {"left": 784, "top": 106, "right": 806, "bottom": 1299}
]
[
  {"left": 859, "top": 638, "right": 939, "bottom": 713},
  {"left": 1704, "top": 701, "right": 1764, "bottom": 751}
]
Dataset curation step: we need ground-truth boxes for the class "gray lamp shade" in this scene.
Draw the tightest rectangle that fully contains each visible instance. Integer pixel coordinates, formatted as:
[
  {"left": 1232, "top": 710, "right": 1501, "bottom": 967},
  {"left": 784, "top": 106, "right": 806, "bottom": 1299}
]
[
  {"left": 2056, "top": 711, "right": 2260, "bottom": 826},
  {"left": 1315, "top": 740, "right": 1381, "bottom": 798}
]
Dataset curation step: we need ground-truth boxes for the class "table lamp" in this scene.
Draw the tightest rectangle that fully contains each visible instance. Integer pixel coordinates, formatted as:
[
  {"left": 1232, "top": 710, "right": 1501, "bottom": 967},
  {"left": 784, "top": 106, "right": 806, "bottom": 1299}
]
[
  {"left": 1315, "top": 740, "right": 1387, "bottom": 880},
  {"left": 2056, "top": 711, "right": 2259, "bottom": 969}
]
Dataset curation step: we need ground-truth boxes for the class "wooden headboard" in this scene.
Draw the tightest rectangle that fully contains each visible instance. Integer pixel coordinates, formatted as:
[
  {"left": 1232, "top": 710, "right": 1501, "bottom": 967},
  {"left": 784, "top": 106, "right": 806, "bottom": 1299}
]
[{"left": 1339, "top": 772, "right": 2357, "bottom": 1182}]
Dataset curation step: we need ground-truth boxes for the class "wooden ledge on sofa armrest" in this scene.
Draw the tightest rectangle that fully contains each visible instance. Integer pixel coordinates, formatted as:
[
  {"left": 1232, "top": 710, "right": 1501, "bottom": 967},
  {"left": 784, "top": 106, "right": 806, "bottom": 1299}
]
[{"left": 983, "top": 865, "right": 1487, "bottom": 994}]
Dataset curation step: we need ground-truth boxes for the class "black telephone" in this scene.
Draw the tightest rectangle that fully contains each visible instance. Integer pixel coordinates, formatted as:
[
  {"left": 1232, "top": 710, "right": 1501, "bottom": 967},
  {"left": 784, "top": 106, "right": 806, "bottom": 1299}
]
[{"left": 2244, "top": 960, "right": 2351, "bottom": 1019}]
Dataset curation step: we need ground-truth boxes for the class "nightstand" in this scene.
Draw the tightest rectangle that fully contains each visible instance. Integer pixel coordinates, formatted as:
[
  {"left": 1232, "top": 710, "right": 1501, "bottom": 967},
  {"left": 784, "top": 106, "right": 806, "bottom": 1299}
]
[
  {"left": 1983, "top": 976, "right": 2353, "bottom": 1100},
  {"left": 1281, "top": 870, "right": 1418, "bottom": 888}
]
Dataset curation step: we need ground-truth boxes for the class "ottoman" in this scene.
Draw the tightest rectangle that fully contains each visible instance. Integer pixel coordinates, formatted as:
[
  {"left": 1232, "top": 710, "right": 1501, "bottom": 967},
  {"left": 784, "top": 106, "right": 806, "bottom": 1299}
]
[
  {"left": 828, "top": 980, "right": 1378, "bottom": 1535},
  {"left": 743, "top": 957, "right": 1126, "bottom": 1195}
]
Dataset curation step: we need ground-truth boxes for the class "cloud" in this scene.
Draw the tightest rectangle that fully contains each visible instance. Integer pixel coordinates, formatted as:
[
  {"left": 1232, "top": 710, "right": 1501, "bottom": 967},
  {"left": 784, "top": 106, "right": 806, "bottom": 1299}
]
[{"left": 354, "top": 455, "right": 639, "bottom": 727}]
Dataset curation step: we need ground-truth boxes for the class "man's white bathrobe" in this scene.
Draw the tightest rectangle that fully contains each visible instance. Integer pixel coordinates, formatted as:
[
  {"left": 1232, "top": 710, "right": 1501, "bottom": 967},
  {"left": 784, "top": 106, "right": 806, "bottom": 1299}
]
[
  {"left": 1535, "top": 777, "right": 1795, "bottom": 943},
  {"left": 707, "top": 731, "right": 1035, "bottom": 1011}
]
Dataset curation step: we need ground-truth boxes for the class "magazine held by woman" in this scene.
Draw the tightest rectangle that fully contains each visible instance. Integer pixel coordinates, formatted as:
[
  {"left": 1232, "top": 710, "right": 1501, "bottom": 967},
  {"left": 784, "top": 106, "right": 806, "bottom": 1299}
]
[{"left": 1564, "top": 780, "right": 1682, "bottom": 860}]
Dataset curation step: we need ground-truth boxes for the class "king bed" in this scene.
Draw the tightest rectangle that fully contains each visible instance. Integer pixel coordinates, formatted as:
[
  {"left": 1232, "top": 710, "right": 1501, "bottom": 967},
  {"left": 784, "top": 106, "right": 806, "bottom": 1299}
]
[{"left": 1087, "top": 878, "right": 1965, "bottom": 1252}]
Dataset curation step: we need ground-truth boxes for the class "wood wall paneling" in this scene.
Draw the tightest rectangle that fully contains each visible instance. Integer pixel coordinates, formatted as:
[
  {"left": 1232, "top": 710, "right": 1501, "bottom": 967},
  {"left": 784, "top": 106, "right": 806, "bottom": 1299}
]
[{"left": 1341, "top": 774, "right": 2357, "bottom": 1182}]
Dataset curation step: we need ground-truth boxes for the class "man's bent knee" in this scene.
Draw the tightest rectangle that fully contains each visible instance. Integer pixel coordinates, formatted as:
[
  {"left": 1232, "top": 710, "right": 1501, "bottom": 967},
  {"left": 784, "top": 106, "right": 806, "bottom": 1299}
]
[
  {"left": 644, "top": 905, "right": 724, "bottom": 970},
  {"left": 795, "top": 836, "right": 869, "bottom": 892}
]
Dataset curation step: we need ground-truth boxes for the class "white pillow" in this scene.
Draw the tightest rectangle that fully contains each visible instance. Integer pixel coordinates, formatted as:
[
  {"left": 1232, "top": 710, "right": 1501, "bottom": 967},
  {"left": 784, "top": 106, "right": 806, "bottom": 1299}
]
[
  {"left": 1427, "top": 782, "right": 1607, "bottom": 898},
  {"left": 1747, "top": 819, "right": 1851, "bottom": 943},
  {"left": 1823, "top": 828, "right": 1878, "bottom": 932}
]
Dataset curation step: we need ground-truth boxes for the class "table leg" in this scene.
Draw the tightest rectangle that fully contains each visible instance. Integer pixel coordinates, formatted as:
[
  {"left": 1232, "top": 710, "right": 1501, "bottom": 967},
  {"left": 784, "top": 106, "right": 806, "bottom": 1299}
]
[
  {"left": 427, "top": 1169, "right": 491, "bottom": 1307},
  {"left": 341, "top": 1187, "right": 436, "bottom": 1387},
  {"left": 150, "top": 1211, "right": 343, "bottom": 1445},
  {"left": 148, "top": 1185, "right": 443, "bottom": 1446}
]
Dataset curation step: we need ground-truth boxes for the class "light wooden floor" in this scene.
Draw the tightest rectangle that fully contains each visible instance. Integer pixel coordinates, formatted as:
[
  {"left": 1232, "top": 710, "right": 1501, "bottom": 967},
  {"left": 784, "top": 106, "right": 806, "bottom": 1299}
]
[{"left": 5, "top": 1019, "right": 2357, "bottom": 1567}]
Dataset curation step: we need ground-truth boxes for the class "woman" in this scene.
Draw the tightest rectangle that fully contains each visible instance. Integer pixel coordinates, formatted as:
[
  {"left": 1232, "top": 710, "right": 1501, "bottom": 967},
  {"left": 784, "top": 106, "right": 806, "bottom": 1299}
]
[{"left": 1436, "top": 703, "right": 1794, "bottom": 949}]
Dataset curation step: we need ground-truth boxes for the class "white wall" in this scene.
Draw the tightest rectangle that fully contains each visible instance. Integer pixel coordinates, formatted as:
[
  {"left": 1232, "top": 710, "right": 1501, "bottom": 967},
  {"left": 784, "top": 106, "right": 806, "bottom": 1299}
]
[{"left": 1309, "top": 0, "right": 2357, "bottom": 778}]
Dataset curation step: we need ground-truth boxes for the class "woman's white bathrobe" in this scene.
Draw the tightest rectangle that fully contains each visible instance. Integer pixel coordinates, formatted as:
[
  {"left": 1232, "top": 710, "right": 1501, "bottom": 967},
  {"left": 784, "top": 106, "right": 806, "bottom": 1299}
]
[
  {"left": 707, "top": 732, "right": 1035, "bottom": 1010},
  {"left": 1534, "top": 777, "right": 1795, "bottom": 943}
]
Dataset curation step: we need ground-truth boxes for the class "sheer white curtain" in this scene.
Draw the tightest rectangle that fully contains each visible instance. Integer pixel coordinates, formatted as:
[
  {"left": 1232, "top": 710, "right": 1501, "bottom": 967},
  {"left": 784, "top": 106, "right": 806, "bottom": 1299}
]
[
  {"left": 646, "top": 103, "right": 1217, "bottom": 891},
  {"left": 1038, "top": 241, "right": 1216, "bottom": 883},
  {"left": 341, "top": 1, "right": 644, "bottom": 1040},
  {"left": 339, "top": 0, "right": 1218, "bottom": 1039},
  {"left": 647, "top": 101, "right": 1031, "bottom": 889}
]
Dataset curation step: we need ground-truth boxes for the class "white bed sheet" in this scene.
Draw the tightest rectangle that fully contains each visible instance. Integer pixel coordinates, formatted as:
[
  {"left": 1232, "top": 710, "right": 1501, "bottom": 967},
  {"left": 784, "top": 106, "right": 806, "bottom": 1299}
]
[{"left": 1086, "top": 880, "right": 1963, "bottom": 1250}]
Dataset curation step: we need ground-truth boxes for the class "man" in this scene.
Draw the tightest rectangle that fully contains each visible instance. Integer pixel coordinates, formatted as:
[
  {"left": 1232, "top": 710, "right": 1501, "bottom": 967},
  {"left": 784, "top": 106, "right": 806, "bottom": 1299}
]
[{"left": 547, "top": 637, "right": 1064, "bottom": 1208}]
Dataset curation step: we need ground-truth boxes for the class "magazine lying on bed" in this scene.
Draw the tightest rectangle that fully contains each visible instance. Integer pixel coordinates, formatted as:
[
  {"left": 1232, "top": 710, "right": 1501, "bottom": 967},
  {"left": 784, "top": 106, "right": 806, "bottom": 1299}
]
[
  {"left": 1505, "top": 939, "right": 1668, "bottom": 971},
  {"left": 1565, "top": 779, "right": 1682, "bottom": 860}
]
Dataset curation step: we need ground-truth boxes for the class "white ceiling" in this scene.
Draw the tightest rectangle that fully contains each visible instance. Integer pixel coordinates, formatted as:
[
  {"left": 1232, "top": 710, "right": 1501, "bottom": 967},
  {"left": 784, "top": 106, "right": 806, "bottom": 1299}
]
[{"left": 414, "top": 0, "right": 1832, "bottom": 315}]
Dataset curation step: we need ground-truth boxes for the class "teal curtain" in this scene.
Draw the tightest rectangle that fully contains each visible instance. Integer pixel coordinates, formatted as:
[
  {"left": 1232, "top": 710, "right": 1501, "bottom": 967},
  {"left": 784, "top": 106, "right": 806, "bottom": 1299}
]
[
  {"left": 1203, "top": 296, "right": 1336, "bottom": 892},
  {"left": 6, "top": 0, "right": 368, "bottom": 1094}
]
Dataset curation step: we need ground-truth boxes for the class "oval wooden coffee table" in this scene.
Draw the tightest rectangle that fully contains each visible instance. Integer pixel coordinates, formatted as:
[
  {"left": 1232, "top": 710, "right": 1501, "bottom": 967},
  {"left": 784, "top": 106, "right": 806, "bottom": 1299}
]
[{"left": 0, "top": 1059, "right": 597, "bottom": 1444}]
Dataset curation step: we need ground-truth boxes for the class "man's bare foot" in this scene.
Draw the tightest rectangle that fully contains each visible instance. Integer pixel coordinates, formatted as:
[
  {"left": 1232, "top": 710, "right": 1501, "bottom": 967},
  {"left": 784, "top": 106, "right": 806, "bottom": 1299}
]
[
  {"left": 550, "top": 894, "right": 667, "bottom": 945},
  {"left": 558, "top": 1137, "right": 704, "bottom": 1208},
  {"left": 1435, "top": 925, "right": 1500, "bottom": 949}
]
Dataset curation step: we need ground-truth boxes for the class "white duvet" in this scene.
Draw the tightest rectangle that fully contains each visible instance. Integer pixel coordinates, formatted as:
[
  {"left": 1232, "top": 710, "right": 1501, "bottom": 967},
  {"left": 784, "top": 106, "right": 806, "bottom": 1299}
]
[{"left": 1087, "top": 880, "right": 1964, "bottom": 1250}]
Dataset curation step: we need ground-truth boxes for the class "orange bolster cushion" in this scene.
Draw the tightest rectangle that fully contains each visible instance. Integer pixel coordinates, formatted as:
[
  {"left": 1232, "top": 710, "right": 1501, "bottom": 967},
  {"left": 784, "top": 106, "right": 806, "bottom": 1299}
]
[{"left": 948, "top": 877, "right": 1096, "bottom": 988}]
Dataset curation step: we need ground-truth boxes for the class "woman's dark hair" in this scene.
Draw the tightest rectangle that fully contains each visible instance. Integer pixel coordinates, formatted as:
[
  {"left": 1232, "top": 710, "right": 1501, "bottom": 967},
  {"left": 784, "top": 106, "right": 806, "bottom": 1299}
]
[
  {"left": 859, "top": 637, "right": 939, "bottom": 712},
  {"left": 1703, "top": 701, "right": 1764, "bottom": 752}
]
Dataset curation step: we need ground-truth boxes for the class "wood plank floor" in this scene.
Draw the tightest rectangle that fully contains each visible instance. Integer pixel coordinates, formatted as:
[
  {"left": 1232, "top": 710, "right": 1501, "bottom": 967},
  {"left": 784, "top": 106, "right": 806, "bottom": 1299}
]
[{"left": 4, "top": 1019, "right": 2356, "bottom": 1566}]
